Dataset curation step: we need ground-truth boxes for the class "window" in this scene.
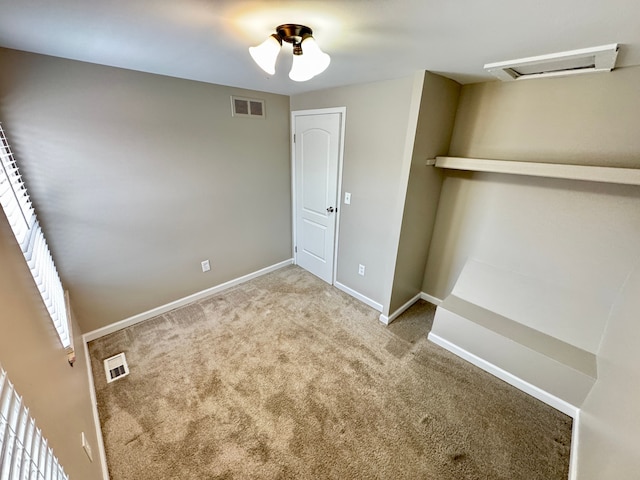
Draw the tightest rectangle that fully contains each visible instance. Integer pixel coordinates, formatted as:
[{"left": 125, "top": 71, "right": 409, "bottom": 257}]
[
  {"left": 0, "top": 366, "right": 70, "bottom": 479},
  {"left": 0, "top": 124, "right": 73, "bottom": 353}
]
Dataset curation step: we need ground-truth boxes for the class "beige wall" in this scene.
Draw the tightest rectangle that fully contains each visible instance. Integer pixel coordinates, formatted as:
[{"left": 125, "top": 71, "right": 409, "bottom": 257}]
[
  {"left": 578, "top": 255, "right": 640, "bottom": 478},
  {"left": 0, "top": 214, "right": 105, "bottom": 479},
  {"left": 425, "top": 66, "right": 640, "bottom": 476},
  {"left": 291, "top": 75, "right": 419, "bottom": 308},
  {"left": 423, "top": 173, "right": 640, "bottom": 352},
  {"left": 388, "top": 72, "right": 460, "bottom": 314},
  {"left": 449, "top": 66, "right": 640, "bottom": 167},
  {"left": 0, "top": 48, "right": 292, "bottom": 332}
]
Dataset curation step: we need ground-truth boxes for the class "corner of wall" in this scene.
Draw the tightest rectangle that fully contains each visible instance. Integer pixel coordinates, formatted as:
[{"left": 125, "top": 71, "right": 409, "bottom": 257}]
[
  {"left": 380, "top": 71, "right": 426, "bottom": 315},
  {"left": 388, "top": 72, "right": 462, "bottom": 314}
]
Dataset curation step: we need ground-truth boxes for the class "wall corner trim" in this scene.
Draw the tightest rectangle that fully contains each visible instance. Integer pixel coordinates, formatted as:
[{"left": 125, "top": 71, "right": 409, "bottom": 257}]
[
  {"left": 420, "top": 292, "right": 443, "bottom": 305},
  {"left": 379, "top": 292, "right": 422, "bottom": 325},
  {"left": 82, "top": 258, "right": 294, "bottom": 342},
  {"left": 380, "top": 292, "right": 443, "bottom": 325},
  {"left": 334, "top": 281, "right": 383, "bottom": 312}
]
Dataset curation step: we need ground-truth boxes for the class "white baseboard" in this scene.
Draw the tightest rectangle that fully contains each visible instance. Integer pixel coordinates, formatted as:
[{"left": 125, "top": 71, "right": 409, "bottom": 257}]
[
  {"left": 420, "top": 292, "right": 443, "bottom": 306},
  {"left": 83, "top": 259, "right": 294, "bottom": 342},
  {"left": 428, "top": 332, "right": 579, "bottom": 418},
  {"left": 379, "top": 291, "right": 443, "bottom": 325},
  {"left": 568, "top": 409, "right": 580, "bottom": 480},
  {"left": 82, "top": 340, "right": 110, "bottom": 480},
  {"left": 379, "top": 292, "right": 422, "bottom": 325},
  {"left": 334, "top": 281, "right": 383, "bottom": 312}
]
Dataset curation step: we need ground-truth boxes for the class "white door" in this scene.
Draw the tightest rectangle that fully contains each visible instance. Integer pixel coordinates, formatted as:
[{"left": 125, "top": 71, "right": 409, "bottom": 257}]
[{"left": 293, "top": 110, "right": 344, "bottom": 284}]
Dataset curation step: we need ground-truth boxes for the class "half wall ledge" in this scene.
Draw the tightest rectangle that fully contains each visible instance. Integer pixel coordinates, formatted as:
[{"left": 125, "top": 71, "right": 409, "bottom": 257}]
[{"left": 429, "top": 295, "right": 595, "bottom": 417}]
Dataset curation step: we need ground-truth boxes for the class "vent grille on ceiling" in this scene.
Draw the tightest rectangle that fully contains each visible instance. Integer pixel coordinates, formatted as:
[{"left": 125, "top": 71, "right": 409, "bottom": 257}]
[
  {"left": 104, "top": 353, "right": 129, "bottom": 383},
  {"left": 484, "top": 44, "right": 619, "bottom": 81},
  {"left": 231, "top": 96, "right": 265, "bottom": 118}
]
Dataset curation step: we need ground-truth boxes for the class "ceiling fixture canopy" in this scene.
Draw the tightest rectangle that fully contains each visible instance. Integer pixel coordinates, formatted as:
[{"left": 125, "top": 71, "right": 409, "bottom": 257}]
[{"left": 249, "top": 24, "right": 331, "bottom": 82}]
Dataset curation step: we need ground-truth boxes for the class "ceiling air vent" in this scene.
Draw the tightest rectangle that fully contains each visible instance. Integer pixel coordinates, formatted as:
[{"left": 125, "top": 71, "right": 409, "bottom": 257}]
[
  {"left": 484, "top": 44, "right": 619, "bottom": 81},
  {"left": 104, "top": 352, "right": 129, "bottom": 383},
  {"left": 231, "top": 96, "right": 265, "bottom": 118}
]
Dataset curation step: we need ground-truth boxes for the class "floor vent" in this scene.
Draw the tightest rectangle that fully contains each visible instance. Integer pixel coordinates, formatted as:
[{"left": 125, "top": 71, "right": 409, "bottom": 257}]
[
  {"left": 104, "top": 353, "right": 129, "bottom": 383},
  {"left": 231, "top": 96, "right": 265, "bottom": 118}
]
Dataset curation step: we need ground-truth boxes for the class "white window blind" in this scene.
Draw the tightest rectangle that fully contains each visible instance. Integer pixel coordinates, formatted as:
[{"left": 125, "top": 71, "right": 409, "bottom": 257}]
[
  {"left": 0, "top": 124, "right": 72, "bottom": 351},
  {"left": 0, "top": 367, "right": 70, "bottom": 480}
]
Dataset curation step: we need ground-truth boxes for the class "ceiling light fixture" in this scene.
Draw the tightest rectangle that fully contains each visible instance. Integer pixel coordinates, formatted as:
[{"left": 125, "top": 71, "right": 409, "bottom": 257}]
[{"left": 249, "top": 24, "right": 330, "bottom": 82}]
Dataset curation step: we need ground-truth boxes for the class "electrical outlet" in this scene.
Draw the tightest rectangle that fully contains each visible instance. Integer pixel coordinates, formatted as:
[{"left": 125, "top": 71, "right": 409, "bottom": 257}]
[
  {"left": 201, "top": 260, "right": 211, "bottom": 272},
  {"left": 82, "top": 432, "right": 93, "bottom": 462},
  {"left": 358, "top": 264, "right": 365, "bottom": 276},
  {"left": 344, "top": 192, "right": 351, "bottom": 204}
]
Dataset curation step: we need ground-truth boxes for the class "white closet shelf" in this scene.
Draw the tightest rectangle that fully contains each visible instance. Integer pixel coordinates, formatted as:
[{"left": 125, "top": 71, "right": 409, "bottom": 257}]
[{"left": 435, "top": 156, "right": 640, "bottom": 186}]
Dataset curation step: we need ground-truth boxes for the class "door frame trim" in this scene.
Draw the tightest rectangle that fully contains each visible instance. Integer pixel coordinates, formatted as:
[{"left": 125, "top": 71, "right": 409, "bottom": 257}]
[{"left": 291, "top": 107, "right": 346, "bottom": 285}]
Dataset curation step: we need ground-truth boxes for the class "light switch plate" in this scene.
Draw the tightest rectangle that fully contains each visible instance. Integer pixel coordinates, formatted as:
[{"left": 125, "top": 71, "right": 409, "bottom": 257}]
[{"left": 344, "top": 192, "right": 351, "bottom": 204}]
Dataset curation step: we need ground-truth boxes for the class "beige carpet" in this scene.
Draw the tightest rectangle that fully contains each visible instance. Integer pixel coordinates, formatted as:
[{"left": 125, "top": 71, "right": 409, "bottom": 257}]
[{"left": 88, "top": 265, "right": 572, "bottom": 479}]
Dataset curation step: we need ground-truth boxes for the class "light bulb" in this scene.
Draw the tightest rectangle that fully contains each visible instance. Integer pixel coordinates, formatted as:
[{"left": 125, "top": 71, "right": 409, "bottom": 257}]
[
  {"left": 249, "top": 34, "right": 281, "bottom": 75},
  {"left": 289, "top": 53, "right": 316, "bottom": 82},
  {"left": 289, "top": 36, "right": 331, "bottom": 82}
]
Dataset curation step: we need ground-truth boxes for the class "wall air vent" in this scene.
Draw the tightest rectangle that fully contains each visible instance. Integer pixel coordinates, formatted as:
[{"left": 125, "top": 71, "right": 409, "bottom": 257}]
[
  {"left": 484, "top": 44, "right": 619, "bottom": 81},
  {"left": 104, "top": 353, "right": 129, "bottom": 383},
  {"left": 231, "top": 96, "right": 265, "bottom": 118}
]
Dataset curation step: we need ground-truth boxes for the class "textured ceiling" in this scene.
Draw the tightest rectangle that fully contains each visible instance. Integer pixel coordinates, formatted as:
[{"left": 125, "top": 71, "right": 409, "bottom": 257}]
[{"left": 0, "top": 0, "right": 639, "bottom": 95}]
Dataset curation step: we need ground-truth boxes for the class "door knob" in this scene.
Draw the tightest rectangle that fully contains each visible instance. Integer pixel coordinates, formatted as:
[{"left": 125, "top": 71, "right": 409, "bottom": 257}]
[{"left": 326, "top": 206, "right": 335, "bottom": 213}]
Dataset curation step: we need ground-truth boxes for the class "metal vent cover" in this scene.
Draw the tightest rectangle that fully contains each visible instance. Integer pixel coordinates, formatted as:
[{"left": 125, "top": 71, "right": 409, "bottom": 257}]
[
  {"left": 484, "top": 44, "right": 619, "bottom": 81},
  {"left": 231, "top": 96, "right": 265, "bottom": 118},
  {"left": 104, "top": 353, "right": 129, "bottom": 383}
]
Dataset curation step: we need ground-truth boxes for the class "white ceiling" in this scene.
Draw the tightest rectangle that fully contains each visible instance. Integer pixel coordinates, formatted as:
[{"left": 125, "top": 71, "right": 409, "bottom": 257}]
[{"left": 1, "top": 0, "right": 639, "bottom": 96}]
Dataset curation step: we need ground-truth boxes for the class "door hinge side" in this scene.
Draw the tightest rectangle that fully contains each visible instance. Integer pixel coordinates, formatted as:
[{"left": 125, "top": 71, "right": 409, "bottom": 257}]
[
  {"left": 294, "top": 245, "right": 297, "bottom": 253},
  {"left": 293, "top": 133, "right": 296, "bottom": 143}
]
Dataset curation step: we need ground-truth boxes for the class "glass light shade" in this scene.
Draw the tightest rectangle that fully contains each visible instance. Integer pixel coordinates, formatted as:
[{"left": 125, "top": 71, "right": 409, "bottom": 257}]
[
  {"left": 288, "top": 36, "right": 331, "bottom": 82},
  {"left": 249, "top": 35, "right": 281, "bottom": 75}
]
